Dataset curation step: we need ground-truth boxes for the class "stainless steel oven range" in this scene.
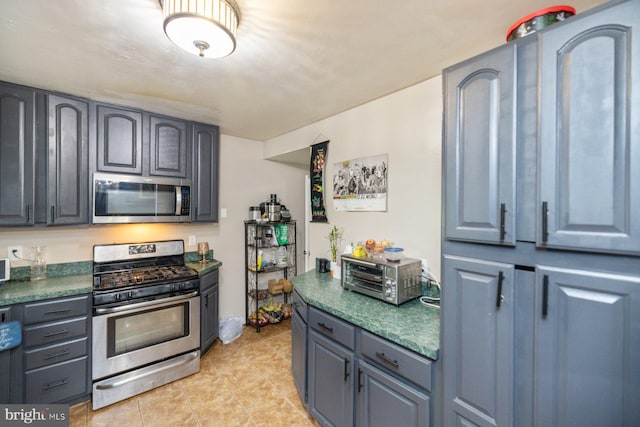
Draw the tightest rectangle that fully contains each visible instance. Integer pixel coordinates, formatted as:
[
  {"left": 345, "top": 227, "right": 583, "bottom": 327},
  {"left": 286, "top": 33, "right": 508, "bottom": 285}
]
[{"left": 91, "top": 240, "right": 200, "bottom": 409}]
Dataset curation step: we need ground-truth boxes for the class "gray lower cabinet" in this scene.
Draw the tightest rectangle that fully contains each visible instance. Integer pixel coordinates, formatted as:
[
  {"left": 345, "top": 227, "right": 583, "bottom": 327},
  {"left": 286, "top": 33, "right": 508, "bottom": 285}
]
[
  {"left": 308, "top": 328, "right": 355, "bottom": 427},
  {"left": 537, "top": 0, "right": 640, "bottom": 255},
  {"left": 304, "top": 305, "right": 433, "bottom": 427},
  {"left": 442, "top": 255, "right": 514, "bottom": 427},
  {"left": 0, "top": 306, "right": 22, "bottom": 403},
  {"left": 21, "top": 294, "right": 91, "bottom": 404},
  {"left": 0, "top": 82, "right": 35, "bottom": 226},
  {"left": 356, "top": 360, "right": 429, "bottom": 427},
  {"left": 443, "top": 42, "right": 517, "bottom": 246},
  {"left": 46, "top": 94, "right": 89, "bottom": 225},
  {"left": 291, "top": 290, "right": 308, "bottom": 405},
  {"left": 191, "top": 123, "right": 220, "bottom": 222},
  {"left": 200, "top": 269, "right": 219, "bottom": 355},
  {"left": 534, "top": 266, "right": 640, "bottom": 426}
]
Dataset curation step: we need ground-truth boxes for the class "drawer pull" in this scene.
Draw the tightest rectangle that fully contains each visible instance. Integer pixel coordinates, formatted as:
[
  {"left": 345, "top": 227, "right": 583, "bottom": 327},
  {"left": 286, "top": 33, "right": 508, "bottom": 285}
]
[
  {"left": 317, "top": 322, "right": 333, "bottom": 334},
  {"left": 375, "top": 352, "right": 399, "bottom": 368},
  {"left": 44, "top": 308, "right": 72, "bottom": 315},
  {"left": 357, "top": 368, "right": 363, "bottom": 392},
  {"left": 43, "top": 329, "right": 70, "bottom": 338},
  {"left": 43, "top": 378, "right": 69, "bottom": 390},
  {"left": 43, "top": 349, "right": 71, "bottom": 360}
]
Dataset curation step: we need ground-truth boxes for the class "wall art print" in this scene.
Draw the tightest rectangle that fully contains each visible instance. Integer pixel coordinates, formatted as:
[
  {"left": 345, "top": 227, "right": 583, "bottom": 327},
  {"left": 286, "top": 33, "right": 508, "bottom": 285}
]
[
  {"left": 333, "top": 153, "right": 388, "bottom": 212},
  {"left": 310, "top": 141, "right": 329, "bottom": 222}
]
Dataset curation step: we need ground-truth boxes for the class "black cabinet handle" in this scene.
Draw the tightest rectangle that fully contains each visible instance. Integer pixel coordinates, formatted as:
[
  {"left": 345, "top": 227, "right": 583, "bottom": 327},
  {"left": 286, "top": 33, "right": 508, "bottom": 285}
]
[
  {"left": 43, "top": 329, "right": 70, "bottom": 338},
  {"left": 205, "top": 294, "right": 209, "bottom": 307},
  {"left": 50, "top": 206, "right": 55, "bottom": 222},
  {"left": 496, "top": 271, "right": 504, "bottom": 309},
  {"left": 542, "top": 275, "right": 549, "bottom": 318},
  {"left": 499, "top": 203, "right": 506, "bottom": 241},
  {"left": 43, "top": 378, "right": 69, "bottom": 390},
  {"left": 26, "top": 205, "right": 30, "bottom": 222},
  {"left": 357, "top": 368, "right": 363, "bottom": 392},
  {"left": 317, "top": 322, "right": 333, "bottom": 334},
  {"left": 542, "top": 202, "right": 549, "bottom": 243},
  {"left": 43, "top": 349, "right": 70, "bottom": 360},
  {"left": 344, "top": 358, "right": 350, "bottom": 382},
  {"left": 375, "top": 352, "right": 399, "bottom": 368}
]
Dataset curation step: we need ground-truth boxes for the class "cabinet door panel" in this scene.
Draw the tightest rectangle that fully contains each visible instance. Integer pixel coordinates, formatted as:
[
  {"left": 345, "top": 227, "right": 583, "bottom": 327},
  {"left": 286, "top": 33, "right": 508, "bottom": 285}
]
[
  {"left": 442, "top": 255, "right": 514, "bottom": 427},
  {"left": 96, "top": 105, "right": 143, "bottom": 174},
  {"left": 538, "top": 1, "right": 640, "bottom": 254},
  {"left": 150, "top": 115, "right": 187, "bottom": 177},
  {"left": 291, "top": 311, "right": 307, "bottom": 405},
  {"left": 535, "top": 266, "right": 640, "bottom": 426},
  {"left": 192, "top": 123, "right": 219, "bottom": 222},
  {"left": 47, "top": 95, "right": 88, "bottom": 225},
  {"left": 0, "top": 83, "right": 35, "bottom": 225},
  {"left": 200, "top": 284, "right": 218, "bottom": 354},
  {"left": 357, "top": 360, "right": 429, "bottom": 427},
  {"left": 444, "top": 44, "right": 517, "bottom": 245},
  {"left": 308, "top": 329, "right": 354, "bottom": 427}
]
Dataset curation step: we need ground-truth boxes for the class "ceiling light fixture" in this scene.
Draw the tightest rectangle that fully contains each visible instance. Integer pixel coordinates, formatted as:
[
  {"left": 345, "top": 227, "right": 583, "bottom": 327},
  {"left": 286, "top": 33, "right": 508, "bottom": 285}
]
[{"left": 161, "top": 0, "right": 239, "bottom": 58}]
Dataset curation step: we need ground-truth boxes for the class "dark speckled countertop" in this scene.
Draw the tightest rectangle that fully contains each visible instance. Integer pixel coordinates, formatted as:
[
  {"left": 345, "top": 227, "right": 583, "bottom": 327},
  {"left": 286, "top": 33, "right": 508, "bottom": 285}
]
[
  {"left": 1, "top": 258, "right": 222, "bottom": 307},
  {"left": 292, "top": 270, "right": 440, "bottom": 360}
]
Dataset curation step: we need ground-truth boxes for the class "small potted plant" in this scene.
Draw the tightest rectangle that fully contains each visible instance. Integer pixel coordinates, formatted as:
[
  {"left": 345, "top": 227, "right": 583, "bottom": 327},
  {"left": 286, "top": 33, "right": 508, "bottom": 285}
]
[{"left": 326, "top": 225, "right": 343, "bottom": 278}]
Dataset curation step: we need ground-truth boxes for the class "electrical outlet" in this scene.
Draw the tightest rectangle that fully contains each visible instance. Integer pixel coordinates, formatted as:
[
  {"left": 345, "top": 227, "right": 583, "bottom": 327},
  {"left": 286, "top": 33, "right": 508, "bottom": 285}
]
[
  {"left": 220, "top": 208, "right": 227, "bottom": 218},
  {"left": 8, "top": 246, "right": 23, "bottom": 261},
  {"left": 188, "top": 235, "right": 196, "bottom": 246}
]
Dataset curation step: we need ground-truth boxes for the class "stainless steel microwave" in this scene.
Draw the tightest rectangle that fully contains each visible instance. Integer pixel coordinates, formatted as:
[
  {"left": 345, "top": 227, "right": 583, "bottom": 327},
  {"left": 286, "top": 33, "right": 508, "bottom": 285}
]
[{"left": 92, "top": 173, "right": 191, "bottom": 224}]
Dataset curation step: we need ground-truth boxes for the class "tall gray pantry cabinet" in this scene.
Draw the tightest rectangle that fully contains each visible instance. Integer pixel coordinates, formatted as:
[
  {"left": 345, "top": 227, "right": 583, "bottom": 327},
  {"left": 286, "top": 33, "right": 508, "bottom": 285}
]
[{"left": 441, "top": 1, "right": 640, "bottom": 427}]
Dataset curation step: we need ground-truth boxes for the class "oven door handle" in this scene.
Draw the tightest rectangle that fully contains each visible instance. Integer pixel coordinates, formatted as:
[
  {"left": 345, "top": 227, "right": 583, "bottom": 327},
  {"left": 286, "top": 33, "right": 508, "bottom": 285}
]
[{"left": 94, "top": 291, "right": 199, "bottom": 314}]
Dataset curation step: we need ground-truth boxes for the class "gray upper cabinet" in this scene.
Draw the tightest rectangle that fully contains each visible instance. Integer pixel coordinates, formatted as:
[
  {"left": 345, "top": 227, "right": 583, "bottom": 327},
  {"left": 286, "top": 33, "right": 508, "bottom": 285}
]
[
  {"left": 442, "top": 255, "right": 514, "bottom": 427},
  {"left": 96, "top": 104, "right": 143, "bottom": 174},
  {"left": 47, "top": 94, "right": 89, "bottom": 225},
  {"left": 149, "top": 114, "right": 188, "bottom": 178},
  {"left": 192, "top": 123, "right": 219, "bottom": 222},
  {"left": 534, "top": 266, "right": 640, "bottom": 426},
  {"left": 538, "top": 0, "right": 640, "bottom": 254},
  {"left": 443, "top": 43, "right": 517, "bottom": 246},
  {"left": 0, "top": 83, "right": 35, "bottom": 226}
]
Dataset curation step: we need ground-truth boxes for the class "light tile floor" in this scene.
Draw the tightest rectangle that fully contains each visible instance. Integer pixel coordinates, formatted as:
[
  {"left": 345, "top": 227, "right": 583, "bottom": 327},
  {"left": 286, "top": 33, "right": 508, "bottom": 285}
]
[{"left": 70, "top": 320, "right": 317, "bottom": 426}]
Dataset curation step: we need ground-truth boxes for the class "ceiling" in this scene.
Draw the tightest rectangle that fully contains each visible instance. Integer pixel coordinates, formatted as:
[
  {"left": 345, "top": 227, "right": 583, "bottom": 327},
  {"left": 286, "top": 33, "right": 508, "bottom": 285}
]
[{"left": 0, "top": 0, "right": 605, "bottom": 141}]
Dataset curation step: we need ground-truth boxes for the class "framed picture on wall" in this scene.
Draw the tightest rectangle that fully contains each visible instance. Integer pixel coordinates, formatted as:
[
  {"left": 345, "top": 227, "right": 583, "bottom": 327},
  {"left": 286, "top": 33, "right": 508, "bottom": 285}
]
[{"left": 333, "top": 153, "right": 388, "bottom": 211}]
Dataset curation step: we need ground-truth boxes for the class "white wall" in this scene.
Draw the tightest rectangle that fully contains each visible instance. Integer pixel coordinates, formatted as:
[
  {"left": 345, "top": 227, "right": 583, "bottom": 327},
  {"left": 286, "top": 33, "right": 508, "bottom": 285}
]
[
  {"left": 0, "top": 134, "right": 307, "bottom": 319},
  {"left": 265, "top": 75, "right": 443, "bottom": 279}
]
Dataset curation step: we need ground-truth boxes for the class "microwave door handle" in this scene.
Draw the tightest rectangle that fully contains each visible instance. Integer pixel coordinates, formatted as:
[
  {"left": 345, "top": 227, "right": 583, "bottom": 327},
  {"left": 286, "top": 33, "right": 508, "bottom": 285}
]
[{"left": 175, "top": 187, "right": 182, "bottom": 215}]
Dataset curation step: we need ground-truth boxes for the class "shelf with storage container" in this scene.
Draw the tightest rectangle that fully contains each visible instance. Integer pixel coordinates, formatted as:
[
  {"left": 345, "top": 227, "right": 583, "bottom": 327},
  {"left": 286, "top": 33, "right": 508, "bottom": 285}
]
[{"left": 244, "top": 220, "right": 296, "bottom": 332}]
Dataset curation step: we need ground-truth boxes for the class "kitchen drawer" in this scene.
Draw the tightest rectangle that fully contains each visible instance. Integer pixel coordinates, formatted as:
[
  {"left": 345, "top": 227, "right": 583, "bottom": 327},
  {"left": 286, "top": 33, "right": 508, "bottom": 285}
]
[
  {"left": 23, "top": 295, "right": 89, "bottom": 325},
  {"left": 25, "top": 356, "right": 88, "bottom": 403},
  {"left": 24, "top": 337, "right": 88, "bottom": 371},
  {"left": 292, "top": 289, "right": 308, "bottom": 323},
  {"left": 359, "top": 329, "right": 432, "bottom": 391},
  {"left": 24, "top": 317, "right": 87, "bottom": 348},
  {"left": 309, "top": 306, "right": 355, "bottom": 350},
  {"left": 200, "top": 269, "right": 219, "bottom": 292}
]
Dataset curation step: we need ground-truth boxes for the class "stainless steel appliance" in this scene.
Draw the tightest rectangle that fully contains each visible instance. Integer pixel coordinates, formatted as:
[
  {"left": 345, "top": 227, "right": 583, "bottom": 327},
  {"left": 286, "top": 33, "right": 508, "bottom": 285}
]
[
  {"left": 341, "top": 254, "right": 422, "bottom": 305},
  {"left": 92, "top": 172, "right": 191, "bottom": 224},
  {"left": 91, "top": 240, "right": 200, "bottom": 409}
]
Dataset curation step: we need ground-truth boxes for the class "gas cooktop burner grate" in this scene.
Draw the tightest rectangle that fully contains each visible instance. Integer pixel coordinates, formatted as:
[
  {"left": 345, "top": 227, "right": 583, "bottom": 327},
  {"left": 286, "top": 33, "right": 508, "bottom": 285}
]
[{"left": 94, "top": 265, "right": 198, "bottom": 291}]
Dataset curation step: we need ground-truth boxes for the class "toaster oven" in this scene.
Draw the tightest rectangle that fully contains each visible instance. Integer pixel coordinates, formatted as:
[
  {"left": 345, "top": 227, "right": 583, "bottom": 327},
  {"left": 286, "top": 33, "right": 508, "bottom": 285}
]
[{"left": 341, "top": 254, "right": 422, "bottom": 305}]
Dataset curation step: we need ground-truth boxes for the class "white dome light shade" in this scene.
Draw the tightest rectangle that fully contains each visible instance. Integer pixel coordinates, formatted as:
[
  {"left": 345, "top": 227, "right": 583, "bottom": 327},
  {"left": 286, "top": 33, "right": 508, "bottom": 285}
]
[{"left": 162, "top": 0, "right": 238, "bottom": 58}]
